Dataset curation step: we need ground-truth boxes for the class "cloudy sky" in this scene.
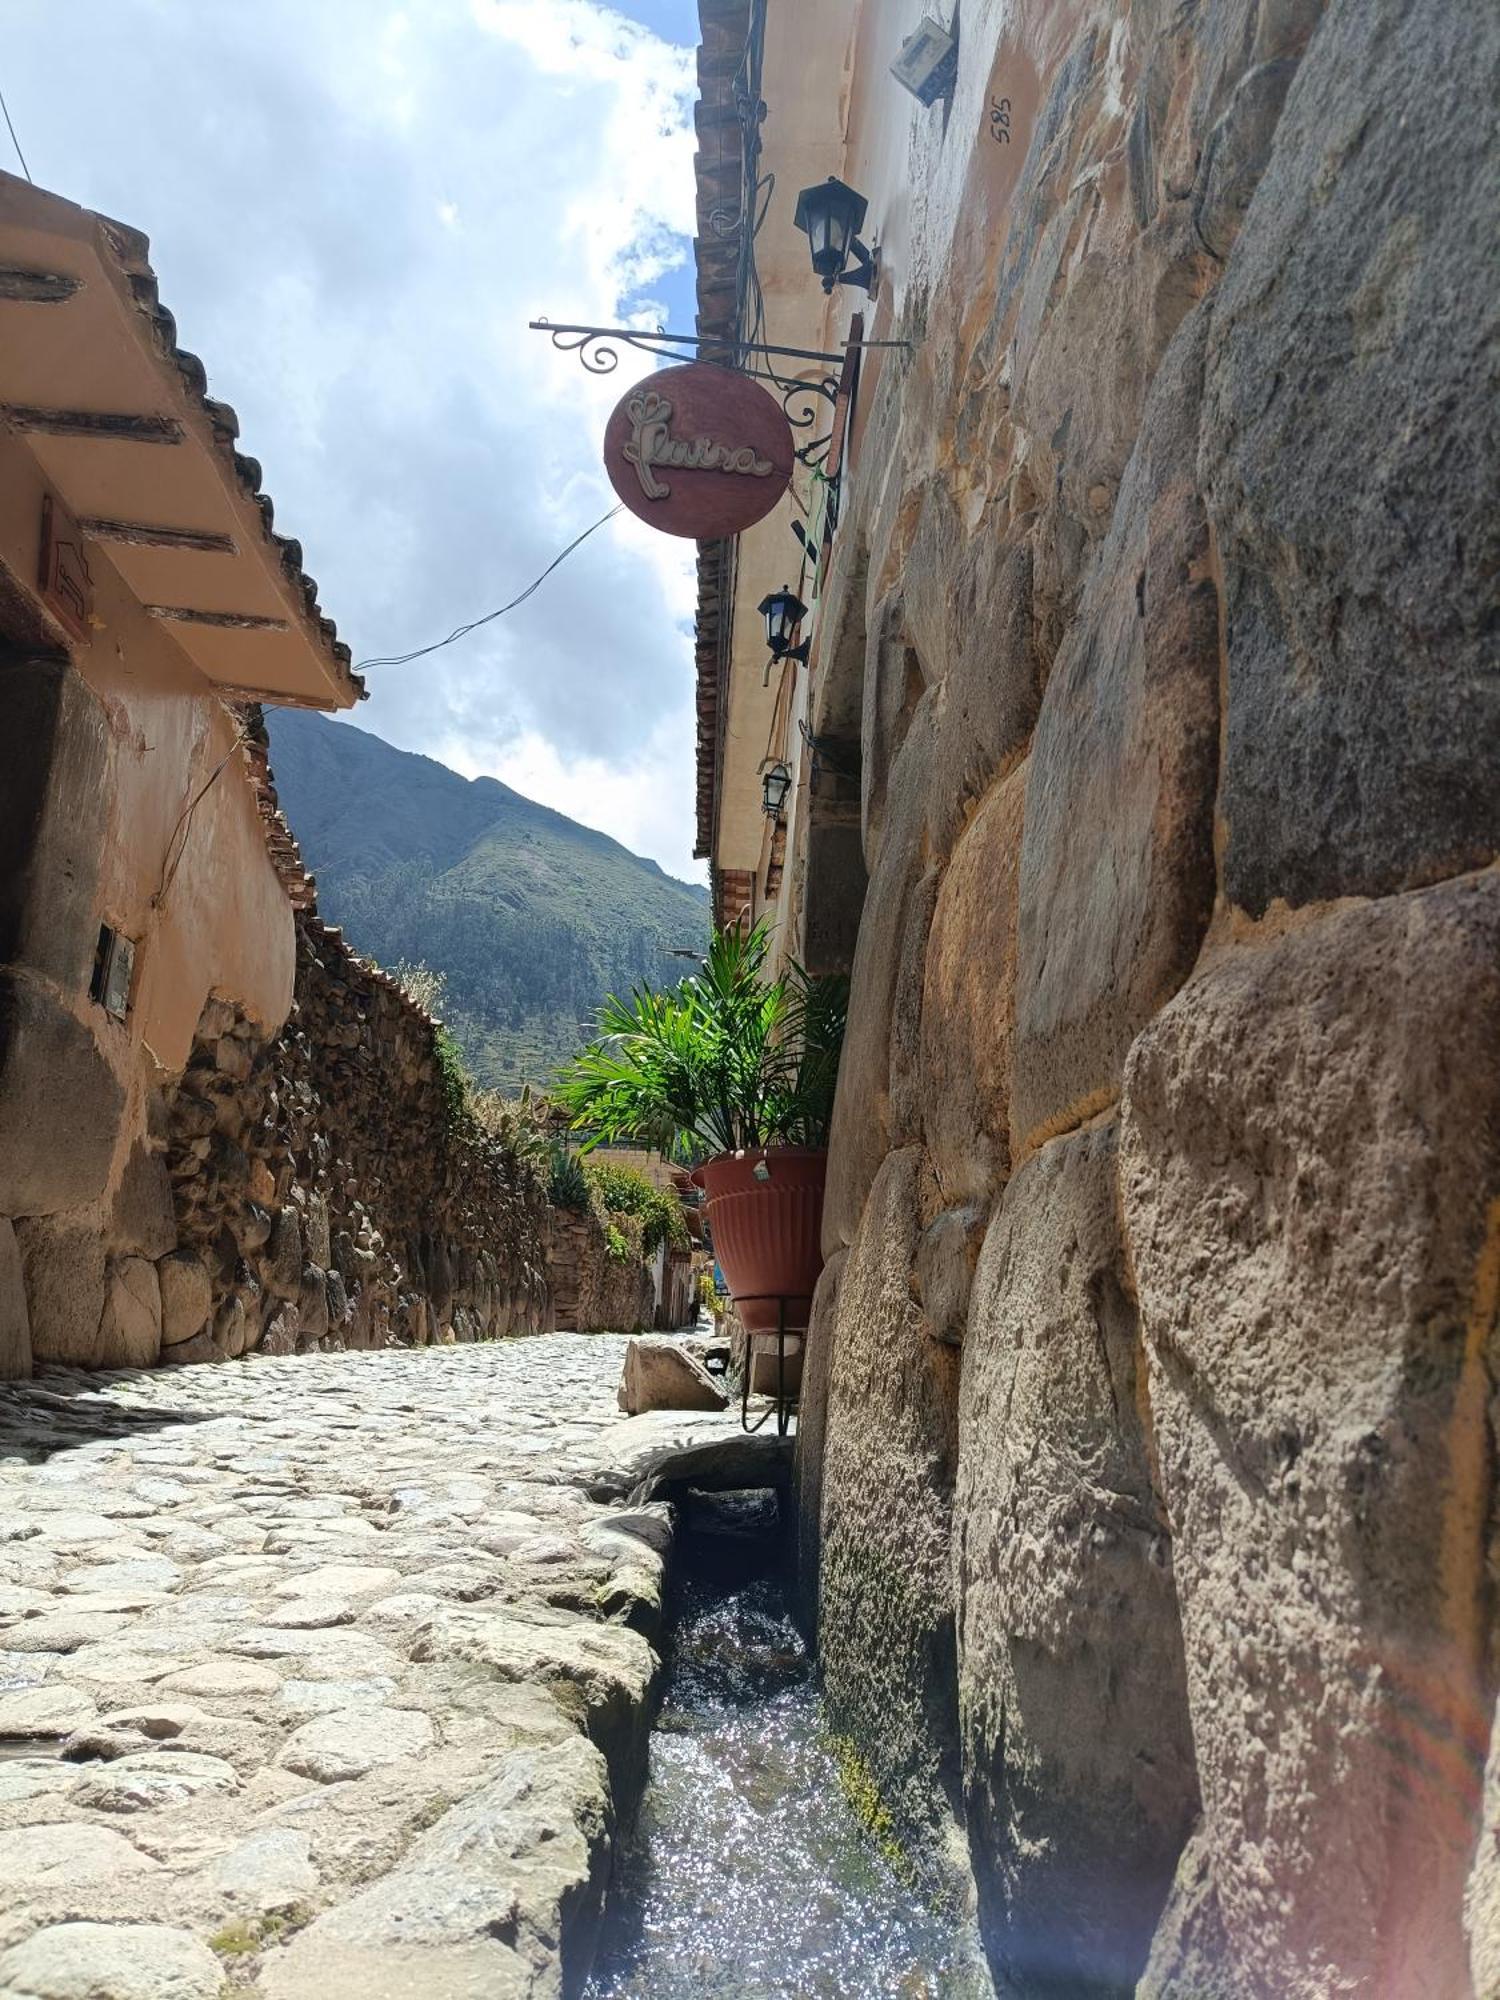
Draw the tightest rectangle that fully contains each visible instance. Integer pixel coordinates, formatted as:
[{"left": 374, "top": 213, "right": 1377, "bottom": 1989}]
[{"left": 3, "top": 0, "right": 708, "bottom": 881}]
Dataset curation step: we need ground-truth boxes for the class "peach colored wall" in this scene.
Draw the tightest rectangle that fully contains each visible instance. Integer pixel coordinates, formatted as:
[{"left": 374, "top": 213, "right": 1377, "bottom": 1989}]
[{"left": 0, "top": 431, "right": 294, "bottom": 1088}]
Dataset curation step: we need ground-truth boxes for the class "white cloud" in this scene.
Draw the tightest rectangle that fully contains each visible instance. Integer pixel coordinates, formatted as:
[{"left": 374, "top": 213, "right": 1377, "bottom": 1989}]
[{"left": 4, "top": 0, "right": 703, "bottom": 877}]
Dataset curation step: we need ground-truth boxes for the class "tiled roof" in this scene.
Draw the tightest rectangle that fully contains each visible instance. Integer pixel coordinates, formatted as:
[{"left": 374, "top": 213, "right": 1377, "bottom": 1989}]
[
  {"left": 242, "top": 711, "right": 319, "bottom": 914},
  {"left": 91, "top": 206, "right": 364, "bottom": 706}
]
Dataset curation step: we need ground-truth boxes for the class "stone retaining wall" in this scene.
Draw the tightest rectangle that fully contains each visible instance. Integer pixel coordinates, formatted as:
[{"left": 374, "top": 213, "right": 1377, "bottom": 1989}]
[
  {"left": 155, "top": 914, "right": 550, "bottom": 1364},
  {"left": 546, "top": 1209, "right": 654, "bottom": 1335}
]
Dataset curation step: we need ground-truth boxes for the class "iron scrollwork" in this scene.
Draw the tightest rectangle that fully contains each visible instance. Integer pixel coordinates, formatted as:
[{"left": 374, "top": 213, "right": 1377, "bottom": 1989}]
[{"left": 530, "top": 320, "right": 846, "bottom": 415}]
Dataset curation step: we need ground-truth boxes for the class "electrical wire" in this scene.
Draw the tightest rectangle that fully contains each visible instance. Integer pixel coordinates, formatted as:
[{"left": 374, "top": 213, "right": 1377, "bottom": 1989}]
[
  {"left": 153, "top": 724, "right": 253, "bottom": 909},
  {"left": 0, "top": 80, "right": 32, "bottom": 182},
  {"left": 355, "top": 503, "right": 623, "bottom": 670}
]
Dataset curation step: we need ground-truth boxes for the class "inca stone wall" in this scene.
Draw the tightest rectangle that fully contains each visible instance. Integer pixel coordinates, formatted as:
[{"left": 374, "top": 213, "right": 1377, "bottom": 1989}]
[
  {"left": 546, "top": 1209, "right": 655, "bottom": 1337},
  {"left": 157, "top": 915, "right": 551, "bottom": 1365},
  {"left": 799, "top": 0, "right": 1500, "bottom": 1991}
]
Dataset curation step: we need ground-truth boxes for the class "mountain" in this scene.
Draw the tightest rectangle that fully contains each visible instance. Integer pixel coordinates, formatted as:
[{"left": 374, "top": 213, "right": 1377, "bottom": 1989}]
[{"left": 266, "top": 711, "right": 709, "bottom": 1092}]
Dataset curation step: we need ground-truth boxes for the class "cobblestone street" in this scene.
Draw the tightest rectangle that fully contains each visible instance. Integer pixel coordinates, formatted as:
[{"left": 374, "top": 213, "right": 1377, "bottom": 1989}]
[{"left": 0, "top": 1335, "right": 762, "bottom": 1998}]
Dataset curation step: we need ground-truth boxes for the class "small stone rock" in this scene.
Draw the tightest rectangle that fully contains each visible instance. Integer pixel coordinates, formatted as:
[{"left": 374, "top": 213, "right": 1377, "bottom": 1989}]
[
  {"left": 277, "top": 1706, "right": 435, "bottom": 1783},
  {"left": 617, "top": 1335, "right": 729, "bottom": 1415},
  {"left": 157, "top": 1251, "right": 212, "bottom": 1348},
  {"left": 275, "top": 1676, "right": 399, "bottom": 1719},
  {"left": 69, "top": 1556, "right": 183, "bottom": 1593},
  {"left": 100, "top": 1702, "right": 207, "bottom": 1740},
  {"left": 362, "top": 1592, "right": 445, "bottom": 1633},
  {"left": 205, "top": 1826, "right": 319, "bottom": 1910},
  {"left": 262, "top": 1595, "right": 354, "bottom": 1630},
  {"left": 159, "top": 1659, "right": 281, "bottom": 1698},
  {"left": 5, "top": 1610, "right": 131, "bottom": 1653},
  {"left": 72, "top": 1749, "right": 240, "bottom": 1813},
  {"left": 0, "top": 1921, "right": 222, "bottom": 1999},
  {"left": 0, "top": 1583, "right": 53, "bottom": 1619},
  {"left": 99, "top": 1257, "right": 163, "bottom": 1369},
  {"left": 272, "top": 1563, "right": 402, "bottom": 1601},
  {"left": 0, "top": 1683, "right": 95, "bottom": 1738},
  {"left": 0, "top": 1821, "right": 157, "bottom": 1889},
  {"left": 0, "top": 1759, "right": 81, "bottom": 1804}
]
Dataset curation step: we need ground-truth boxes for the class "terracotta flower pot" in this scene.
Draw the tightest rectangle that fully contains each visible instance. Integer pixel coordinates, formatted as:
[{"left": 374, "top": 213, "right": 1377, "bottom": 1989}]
[{"left": 692, "top": 1147, "right": 827, "bottom": 1334}]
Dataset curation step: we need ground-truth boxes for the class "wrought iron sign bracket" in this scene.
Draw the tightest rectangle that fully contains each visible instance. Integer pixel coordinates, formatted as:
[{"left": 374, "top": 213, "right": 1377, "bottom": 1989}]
[{"left": 530, "top": 319, "right": 908, "bottom": 434}]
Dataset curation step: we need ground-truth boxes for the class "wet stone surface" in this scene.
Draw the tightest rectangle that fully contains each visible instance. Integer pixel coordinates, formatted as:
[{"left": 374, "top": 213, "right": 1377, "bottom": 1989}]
[
  {"left": 587, "top": 1570, "right": 978, "bottom": 2000},
  {"left": 0, "top": 1336, "right": 751, "bottom": 1997}
]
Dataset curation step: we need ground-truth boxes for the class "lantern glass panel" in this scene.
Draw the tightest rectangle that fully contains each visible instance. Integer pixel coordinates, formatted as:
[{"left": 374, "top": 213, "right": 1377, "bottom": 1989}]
[
  {"left": 762, "top": 763, "right": 793, "bottom": 817},
  {"left": 794, "top": 177, "right": 868, "bottom": 284}
]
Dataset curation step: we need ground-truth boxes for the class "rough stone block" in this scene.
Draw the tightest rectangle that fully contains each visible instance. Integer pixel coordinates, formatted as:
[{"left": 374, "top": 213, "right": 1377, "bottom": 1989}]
[
  {"left": 1202, "top": 0, "right": 1500, "bottom": 912},
  {"left": 0, "top": 1217, "right": 31, "bottom": 1380},
  {"left": 110, "top": 1145, "right": 177, "bottom": 1261},
  {"left": 920, "top": 763, "right": 1026, "bottom": 1203},
  {"left": 1012, "top": 308, "right": 1219, "bottom": 1154},
  {"left": 1120, "top": 873, "right": 1500, "bottom": 1997},
  {"left": 156, "top": 1251, "right": 211, "bottom": 1348},
  {"left": 1137, "top": 1827, "right": 1245, "bottom": 2000},
  {"left": 0, "top": 972, "right": 123, "bottom": 1218},
  {"left": 800, "top": 815, "right": 867, "bottom": 979},
  {"left": 819, "top": 1148, "right": 964, "bottom": 1888},
  {"left": 1193, "top": 57, "right": 1300, "bottom": 260},
  {"left": 824, "top": 693, "right": 938, "bottom": 1252},
  {"left": 16, "top": 1216, "right": 107, "bottom": 1368},
  {"left": 861, "top": 592, "right": 929, "bottom": 868},
  {"left": 791, "top": 1247, "right": 847, "bottom": 1644},
  {"left": 158, "top": 1331, "right": 222, "bottom": 1368},
  {"left": 0, "top": 657, "right": 110, "bottom": 989},
  {"left": 98, "top": 1256, "right": 161, "bottom": 1370},
  {"left": 0, "top": 1922, "right": 224, "bottom": 2000},
  {"left": 901, "top": 483, "right": 1042, "bottom": 864},
  {"left": 911, "top": 1203, "right": 986, "bottom": 1349},
  {"left": 616, "top": 1336, "right": 728, "bottom": 1415},
  {"left": 957, "top": 1120, "right": 1196, "bottom": 1992},
  {"left": 263, "top": 1206, "right": 304, "bottom": 1299}
]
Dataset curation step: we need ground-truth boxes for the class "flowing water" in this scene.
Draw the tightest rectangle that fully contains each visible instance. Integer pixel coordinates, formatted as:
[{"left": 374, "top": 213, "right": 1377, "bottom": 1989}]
[{"left": 586, "top": 1513, "right": 971, "bottom": 2000}]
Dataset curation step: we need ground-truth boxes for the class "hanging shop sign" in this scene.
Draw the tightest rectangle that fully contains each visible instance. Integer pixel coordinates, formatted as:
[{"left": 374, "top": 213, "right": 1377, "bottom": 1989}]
[{"left": 602, "top": 363, "right": 794, "bottom": 539}]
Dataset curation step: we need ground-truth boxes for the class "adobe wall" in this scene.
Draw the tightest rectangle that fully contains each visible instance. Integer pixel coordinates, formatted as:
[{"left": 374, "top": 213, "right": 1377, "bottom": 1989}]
[
  {"left": 0, "top": 620, "right": 293, "bottom": 1378},
  {"left": 795, "top": 0, "right": 1500, "bottom": 1992}
]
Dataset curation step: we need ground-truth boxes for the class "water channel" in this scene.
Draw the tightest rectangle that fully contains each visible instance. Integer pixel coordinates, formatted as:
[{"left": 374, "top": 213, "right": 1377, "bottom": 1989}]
[{"left": 585, "top": 1495, "right": 972, "bottom": 1999}]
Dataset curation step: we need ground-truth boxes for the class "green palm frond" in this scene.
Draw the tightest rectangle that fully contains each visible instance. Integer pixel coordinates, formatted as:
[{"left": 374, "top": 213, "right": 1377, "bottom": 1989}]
[{"left": 554, "top": 920, "right": 846, "bottom": 1157}]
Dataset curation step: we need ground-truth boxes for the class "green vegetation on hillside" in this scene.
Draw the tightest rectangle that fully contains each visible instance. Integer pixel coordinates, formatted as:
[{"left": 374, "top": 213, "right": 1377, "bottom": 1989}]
[{"left": 268, "top": 712, "right": 709, "bottom": 1091}]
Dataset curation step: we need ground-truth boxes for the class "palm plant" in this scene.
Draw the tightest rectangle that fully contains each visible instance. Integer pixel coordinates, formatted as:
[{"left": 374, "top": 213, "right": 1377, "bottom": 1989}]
[{"left": 554, "top": 921, "right": 848, "bottom": 1159}]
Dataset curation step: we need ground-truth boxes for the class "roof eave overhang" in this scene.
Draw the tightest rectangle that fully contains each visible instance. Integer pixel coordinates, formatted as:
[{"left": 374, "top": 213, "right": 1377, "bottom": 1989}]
[{"left": 0, "top": 172, "right": 362, "bottom": 711}]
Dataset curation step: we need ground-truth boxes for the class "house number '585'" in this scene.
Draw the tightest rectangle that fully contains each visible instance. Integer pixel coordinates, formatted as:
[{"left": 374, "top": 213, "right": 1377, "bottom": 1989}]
[{"left": 989, "top": 95, "right": 1011, "bottom": 141}]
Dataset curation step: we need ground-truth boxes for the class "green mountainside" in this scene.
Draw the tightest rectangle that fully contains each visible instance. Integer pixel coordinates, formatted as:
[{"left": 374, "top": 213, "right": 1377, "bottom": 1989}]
[{"left": 266, "top": 711, "right": 709, "bottom": 1092}]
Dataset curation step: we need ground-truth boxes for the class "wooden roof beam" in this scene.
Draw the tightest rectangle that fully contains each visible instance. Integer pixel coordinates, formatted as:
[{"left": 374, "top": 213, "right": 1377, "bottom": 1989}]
[
  {"left": 1, "top": 406, "right": 183, "bottom": 442},
  {"left": 80, "top": 517, "right": 236, "bottom": 554}
]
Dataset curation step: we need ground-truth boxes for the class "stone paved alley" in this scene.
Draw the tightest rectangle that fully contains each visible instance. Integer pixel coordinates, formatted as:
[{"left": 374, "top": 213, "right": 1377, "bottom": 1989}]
[{"left": 0, "top": 1336, "right": 770, "bottom": 1999}]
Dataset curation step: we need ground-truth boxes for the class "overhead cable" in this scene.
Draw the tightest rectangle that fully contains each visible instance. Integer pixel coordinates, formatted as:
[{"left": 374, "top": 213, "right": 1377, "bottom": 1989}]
[{"left": 356, "top": 504, "right": 624, "bottom": 671}]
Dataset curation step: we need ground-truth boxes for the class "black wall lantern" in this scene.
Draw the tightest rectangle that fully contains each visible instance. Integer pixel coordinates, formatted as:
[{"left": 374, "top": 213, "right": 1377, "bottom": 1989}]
[
  {"left": 793, "top": 176, "right": 878, "bottom": 295},
  {"left": 762, "top": 761, "right": 793, "bottom": 820},
  {"left": 758, "top": 585, "right": 810, "bottom": 663}
]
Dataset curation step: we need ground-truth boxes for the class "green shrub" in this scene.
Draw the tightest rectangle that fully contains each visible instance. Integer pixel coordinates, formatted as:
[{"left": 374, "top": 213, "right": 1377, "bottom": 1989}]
[
  {"left": 548, "top": 1145, "right": 591, "bottom": 1212},
  {"left": 582, "top": 1159, "right": 688, "bottom": 1256},
  {"left": 602, "top": 1221, "right": 633, "bottom": 1264},
  {"left": 433, "top": 1026, "right": 470, "bottom": 1127}
]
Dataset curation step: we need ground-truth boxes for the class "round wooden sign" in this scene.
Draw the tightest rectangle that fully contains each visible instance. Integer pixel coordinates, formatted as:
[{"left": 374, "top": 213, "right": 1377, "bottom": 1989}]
[{"left": 602, "top": 363, "right": 794, "bottom": 539}]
